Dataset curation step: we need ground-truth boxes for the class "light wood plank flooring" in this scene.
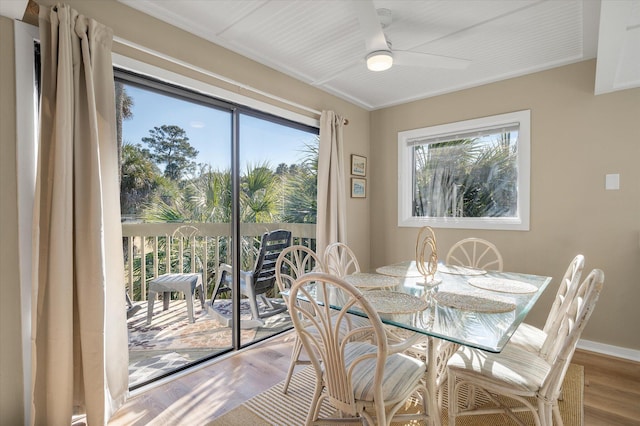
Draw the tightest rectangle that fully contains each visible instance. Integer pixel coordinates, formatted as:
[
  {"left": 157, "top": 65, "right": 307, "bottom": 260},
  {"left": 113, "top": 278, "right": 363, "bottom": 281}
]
[{"left": 108, "top": 331, "right": 640, "bottom": 425}]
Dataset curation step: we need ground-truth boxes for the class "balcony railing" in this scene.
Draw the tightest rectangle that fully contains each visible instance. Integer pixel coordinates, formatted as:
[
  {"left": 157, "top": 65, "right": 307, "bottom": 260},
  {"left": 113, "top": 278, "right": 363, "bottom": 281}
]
[{"left": 122, "top": 222, "right": 316, "bottom": 303}]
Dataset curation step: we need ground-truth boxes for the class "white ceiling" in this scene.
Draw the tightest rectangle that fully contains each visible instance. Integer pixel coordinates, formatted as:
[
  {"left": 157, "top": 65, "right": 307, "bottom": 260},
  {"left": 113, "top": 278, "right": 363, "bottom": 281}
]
[{"left": 4, "top": 1, "right": 639, "bottom": 110}]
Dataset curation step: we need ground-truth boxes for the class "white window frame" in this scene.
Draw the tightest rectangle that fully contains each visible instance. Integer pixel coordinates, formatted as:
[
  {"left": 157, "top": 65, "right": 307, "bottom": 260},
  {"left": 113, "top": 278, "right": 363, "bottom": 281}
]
[{"left": 398, "top": 110, "right": 530, "bottom": 230}]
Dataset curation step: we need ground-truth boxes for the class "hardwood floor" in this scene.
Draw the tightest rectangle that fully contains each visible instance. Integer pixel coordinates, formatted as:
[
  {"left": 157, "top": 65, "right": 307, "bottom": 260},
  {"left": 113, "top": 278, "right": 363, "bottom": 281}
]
[
  {"left": 108, "top": 331, "right": 640, "bottom": 425},
  {"left": 572, "top": 350, "right": 640, "bottom": 425}
]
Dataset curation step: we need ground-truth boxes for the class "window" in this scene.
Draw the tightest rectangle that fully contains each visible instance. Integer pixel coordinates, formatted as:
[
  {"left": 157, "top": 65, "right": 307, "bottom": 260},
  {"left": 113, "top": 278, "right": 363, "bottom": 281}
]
[{"left": 398, "top": 110, "right": 530, "bottom": 230}]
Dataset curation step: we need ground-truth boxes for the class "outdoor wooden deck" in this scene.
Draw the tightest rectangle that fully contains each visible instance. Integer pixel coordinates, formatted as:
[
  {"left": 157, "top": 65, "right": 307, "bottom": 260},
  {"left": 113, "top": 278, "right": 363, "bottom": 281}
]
[{"left": 127, "top": 297, "right": 292, "bottom": 387}]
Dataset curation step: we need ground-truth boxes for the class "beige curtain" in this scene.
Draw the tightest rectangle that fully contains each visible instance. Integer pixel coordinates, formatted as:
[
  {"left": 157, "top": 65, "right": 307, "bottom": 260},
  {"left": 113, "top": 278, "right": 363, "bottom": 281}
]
[
  {"left": 32, "top": 5, "right": 128, "bottom": 424},
  {"left": 316, "top": 110, "right": 347, "bottom": 256}
]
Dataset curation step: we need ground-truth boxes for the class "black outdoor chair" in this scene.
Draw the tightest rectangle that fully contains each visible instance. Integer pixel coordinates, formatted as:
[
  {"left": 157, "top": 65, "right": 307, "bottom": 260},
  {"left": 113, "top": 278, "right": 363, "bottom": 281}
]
[{"left": 210, "top": 229, "right": 292, "bottom": 320}]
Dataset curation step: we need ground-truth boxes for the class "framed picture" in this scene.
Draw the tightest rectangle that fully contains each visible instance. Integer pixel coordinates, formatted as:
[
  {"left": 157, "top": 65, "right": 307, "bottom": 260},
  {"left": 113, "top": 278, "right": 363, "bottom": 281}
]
[
  {"left": 351, "top": 154, "right": 367, "bottom": 176},
  {"left": 351, "top": 178, "right": 366, "bottom": 198}
]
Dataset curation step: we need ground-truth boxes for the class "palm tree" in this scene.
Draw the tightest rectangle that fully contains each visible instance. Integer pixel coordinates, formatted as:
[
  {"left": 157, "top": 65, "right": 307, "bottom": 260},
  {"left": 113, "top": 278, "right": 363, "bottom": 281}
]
[
  {"left": 414, "top": 138, "right": 478, "bottom": 217},
  {"left": 282, "top": 140, "right": 318, "bottom": 223},
  {"left": 241, "top": 162, "right": 279, "bottom": 223},
  {"left": 115, "top": 82, "right": 134, "bottom": 184},
  {"left": 414, "top": 134, "right": 517, "bottom": 218},
  {"left": 120, "top": 142, "right": 165, "bottom": 217}
]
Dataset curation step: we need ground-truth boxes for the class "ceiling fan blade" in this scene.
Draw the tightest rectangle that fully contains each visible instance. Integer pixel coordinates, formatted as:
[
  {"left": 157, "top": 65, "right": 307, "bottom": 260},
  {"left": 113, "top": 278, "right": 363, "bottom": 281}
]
[
  {"left": 394, "top": 50, "right": 471, "bottom": 70},
  {"left": 352, "top": 0, "right": 389, "bottom": 53}
]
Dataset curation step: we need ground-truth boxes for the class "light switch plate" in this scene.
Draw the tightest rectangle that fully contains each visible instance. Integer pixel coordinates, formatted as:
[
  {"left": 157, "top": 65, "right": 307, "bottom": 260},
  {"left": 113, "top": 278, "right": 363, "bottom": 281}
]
[{"left": 605, "top": 174, "right": 620, "bottom": 190}]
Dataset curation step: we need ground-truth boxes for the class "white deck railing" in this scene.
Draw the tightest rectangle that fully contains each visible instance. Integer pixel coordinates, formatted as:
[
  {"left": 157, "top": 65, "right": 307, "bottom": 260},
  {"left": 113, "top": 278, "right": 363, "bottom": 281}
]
[{"left": 122, "top": 222, "right": 316, "bottom": 302}]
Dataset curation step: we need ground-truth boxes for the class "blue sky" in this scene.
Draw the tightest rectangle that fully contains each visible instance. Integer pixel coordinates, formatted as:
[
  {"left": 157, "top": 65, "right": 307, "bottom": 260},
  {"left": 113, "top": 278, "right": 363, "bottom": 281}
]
[{"left": 122, "top": 85, "right": 317, "bottom": 172}]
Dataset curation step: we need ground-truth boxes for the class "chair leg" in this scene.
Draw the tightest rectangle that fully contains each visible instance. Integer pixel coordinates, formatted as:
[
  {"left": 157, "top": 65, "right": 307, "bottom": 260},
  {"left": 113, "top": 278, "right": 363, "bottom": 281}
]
[
  {"left": 146, "top": 290, "right": 157, "bottom": 325},
  {"left": 243, "top": 280, "right": 261, "bottom": 319},
  {"left": 283, "top": 337, "right": 303, "bottom": 394},
  {"left": 248, "top": 297, "right": 261, "bottom": 320},
  {"left": 537, "top": 399, "right": 550, "bottom": 426},
  {"left": 197, "top": 284, "right": 205, "bottom": 309},
  {"left": 186, "top": 290, "right": 195, "bottom": 323},
  {"left": 552, "top": 403, "right": 564, "bottom": 426},
  {"left": 448, "top": 371, "right": 458, "bottom": 426},
  {"left": 210, "top": 268, "right": 229, "bottom": 306},
  {"left": 307, "top": 378, "right": 324, "bottom": 426}
]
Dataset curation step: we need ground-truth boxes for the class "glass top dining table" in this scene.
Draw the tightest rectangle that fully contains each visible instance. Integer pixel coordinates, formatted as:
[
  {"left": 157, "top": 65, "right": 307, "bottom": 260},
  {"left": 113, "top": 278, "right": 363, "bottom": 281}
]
[
  {"left": 363, "top": 261, "right": 552, "bottom": 426},
  {"left": 286, "top": 261, "right": 552, "bottom": 426},
  {"left": 363, "top": 260, "right": 553, "bottom": 353}
]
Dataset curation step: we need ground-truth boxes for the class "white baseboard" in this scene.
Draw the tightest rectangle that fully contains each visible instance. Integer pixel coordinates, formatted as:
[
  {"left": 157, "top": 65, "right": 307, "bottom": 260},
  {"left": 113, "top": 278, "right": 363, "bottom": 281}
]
[{"left": 577, "top": 339, "right": 640, "bottom": 362}]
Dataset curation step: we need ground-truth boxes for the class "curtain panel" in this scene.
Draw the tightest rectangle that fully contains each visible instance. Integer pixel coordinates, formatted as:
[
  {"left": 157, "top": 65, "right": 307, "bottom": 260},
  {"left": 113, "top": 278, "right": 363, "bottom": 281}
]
[
  {"left": 32, "top": 4, "right": 128, "bottom": 424},
  {"left": 316, "top": 110, "right": 347, "bottom": 256}
]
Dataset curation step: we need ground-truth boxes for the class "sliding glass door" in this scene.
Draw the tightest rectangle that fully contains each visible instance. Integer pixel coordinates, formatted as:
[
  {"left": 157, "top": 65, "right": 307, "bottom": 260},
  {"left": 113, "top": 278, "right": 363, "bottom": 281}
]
[{"left": 115, "top": 70, "right": 318, "bottom": 388}]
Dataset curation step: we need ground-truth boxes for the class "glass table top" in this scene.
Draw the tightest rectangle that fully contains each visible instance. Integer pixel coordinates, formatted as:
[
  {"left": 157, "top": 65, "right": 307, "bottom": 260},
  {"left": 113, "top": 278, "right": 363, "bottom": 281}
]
[
  {"left": 295, "top": 265, "right": 552, "bottom": 353},
  {"left": 366, "top": 266, "right": 551, "bottom": 352}
]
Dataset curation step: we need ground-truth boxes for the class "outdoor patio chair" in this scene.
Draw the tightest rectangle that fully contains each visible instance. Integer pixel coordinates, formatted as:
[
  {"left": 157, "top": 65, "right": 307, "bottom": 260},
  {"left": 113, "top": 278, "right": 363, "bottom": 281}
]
[
  {"left": 126, "top": 292, "right": 141, "bottom": 319},
  {"left": 211, "top": 229, "right": 292, "bottom": 320}
]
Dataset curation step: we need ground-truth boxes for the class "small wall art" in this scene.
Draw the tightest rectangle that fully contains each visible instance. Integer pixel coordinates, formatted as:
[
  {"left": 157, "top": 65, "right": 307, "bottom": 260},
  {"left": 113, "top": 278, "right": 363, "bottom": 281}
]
[
  {"left": 351, "top": 178, "right": 366, "bottom": 198},
  {"left": 351, "top": 154, "right": 367, "bottom": 176}
]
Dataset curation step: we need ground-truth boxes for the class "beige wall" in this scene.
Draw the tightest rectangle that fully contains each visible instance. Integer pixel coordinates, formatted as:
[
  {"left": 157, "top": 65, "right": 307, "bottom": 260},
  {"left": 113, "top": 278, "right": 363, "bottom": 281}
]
[
  {"left": 1, "top": 16, "right": 25, "bottom": 425},
  {"left": 370, "top": 60, "right": 640, "bottom": 350}
]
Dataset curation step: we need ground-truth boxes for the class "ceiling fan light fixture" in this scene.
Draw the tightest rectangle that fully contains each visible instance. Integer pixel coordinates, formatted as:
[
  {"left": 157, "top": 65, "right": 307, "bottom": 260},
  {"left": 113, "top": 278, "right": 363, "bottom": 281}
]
[{"left": 366, "top": 50, "right": 393, "bottom": 71}]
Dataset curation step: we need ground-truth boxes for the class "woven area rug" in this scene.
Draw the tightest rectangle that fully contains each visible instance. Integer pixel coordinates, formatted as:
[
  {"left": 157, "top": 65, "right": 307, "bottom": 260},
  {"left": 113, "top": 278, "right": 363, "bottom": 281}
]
[{"left": 210, "top": 364, "right": 583, "bottom": 425}]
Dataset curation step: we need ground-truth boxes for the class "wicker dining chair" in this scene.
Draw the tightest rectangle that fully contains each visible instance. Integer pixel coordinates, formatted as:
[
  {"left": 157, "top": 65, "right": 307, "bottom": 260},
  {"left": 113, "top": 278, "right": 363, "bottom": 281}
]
[
  {"left": 289, "top": 272, "right": 432, "bottom": 426},
  {"left": 508, "top": 254, "right": 585, "bottom": 356},
  {"left": 323, "top": 242, "right": 361, "bottom": 277},
  {"left": 274, "top": 245, "right": 324, "bottom": 394},
  {"left": 446, "top": 237, "right": 503, "bottom": 271},
  {"left": 447, "top": 268, "right": 604, "bottom": 426}
]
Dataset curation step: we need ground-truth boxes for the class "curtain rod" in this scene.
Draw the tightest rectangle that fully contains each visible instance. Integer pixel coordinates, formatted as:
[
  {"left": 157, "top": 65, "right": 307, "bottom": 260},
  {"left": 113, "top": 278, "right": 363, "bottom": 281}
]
[{"left": 113, "top": 37, "right": 348, "bottom": 125}]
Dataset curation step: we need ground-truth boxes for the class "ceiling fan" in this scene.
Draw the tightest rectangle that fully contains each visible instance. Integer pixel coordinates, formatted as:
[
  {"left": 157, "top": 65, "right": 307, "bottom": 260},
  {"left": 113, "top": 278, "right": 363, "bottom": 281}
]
[{"left": 352, "top": 0, "right": 471, "bottom": 72}]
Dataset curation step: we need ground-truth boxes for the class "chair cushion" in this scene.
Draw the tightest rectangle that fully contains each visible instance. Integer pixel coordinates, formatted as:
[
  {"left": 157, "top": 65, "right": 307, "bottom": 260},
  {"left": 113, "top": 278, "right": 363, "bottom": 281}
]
[
  {"left": 447, "top": 345, "right": 551, "bottom": 393},
  {"left": 508, "top": 322, "right": 547, "bottom": 353},
  {"left": 344, "top": 342, "right": 426, "bottom": 402}
]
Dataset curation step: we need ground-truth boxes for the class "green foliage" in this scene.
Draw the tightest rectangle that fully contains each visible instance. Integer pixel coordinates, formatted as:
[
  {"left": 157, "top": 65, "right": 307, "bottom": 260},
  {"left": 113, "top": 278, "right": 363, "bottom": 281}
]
[
  {"left": 414, "top": 135, "right": 517, "bottom": 218},
  {"left": 241, "top": 162, "right": 279, "bottom": 222},
  {"left": 115, "top": 83, "right": 134, "bottom": 184},
  {"left": 120, "top": 143, "right": 165, "bottom": 216},
  {"left": 123, "top": 136, "right": 320, "bottom": 300},
  {"left": 142, "top": 125, "right": 199, "bottom": 181},
  {"left": 282, "top": 140, "right": 319, "bottom": 223}
]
